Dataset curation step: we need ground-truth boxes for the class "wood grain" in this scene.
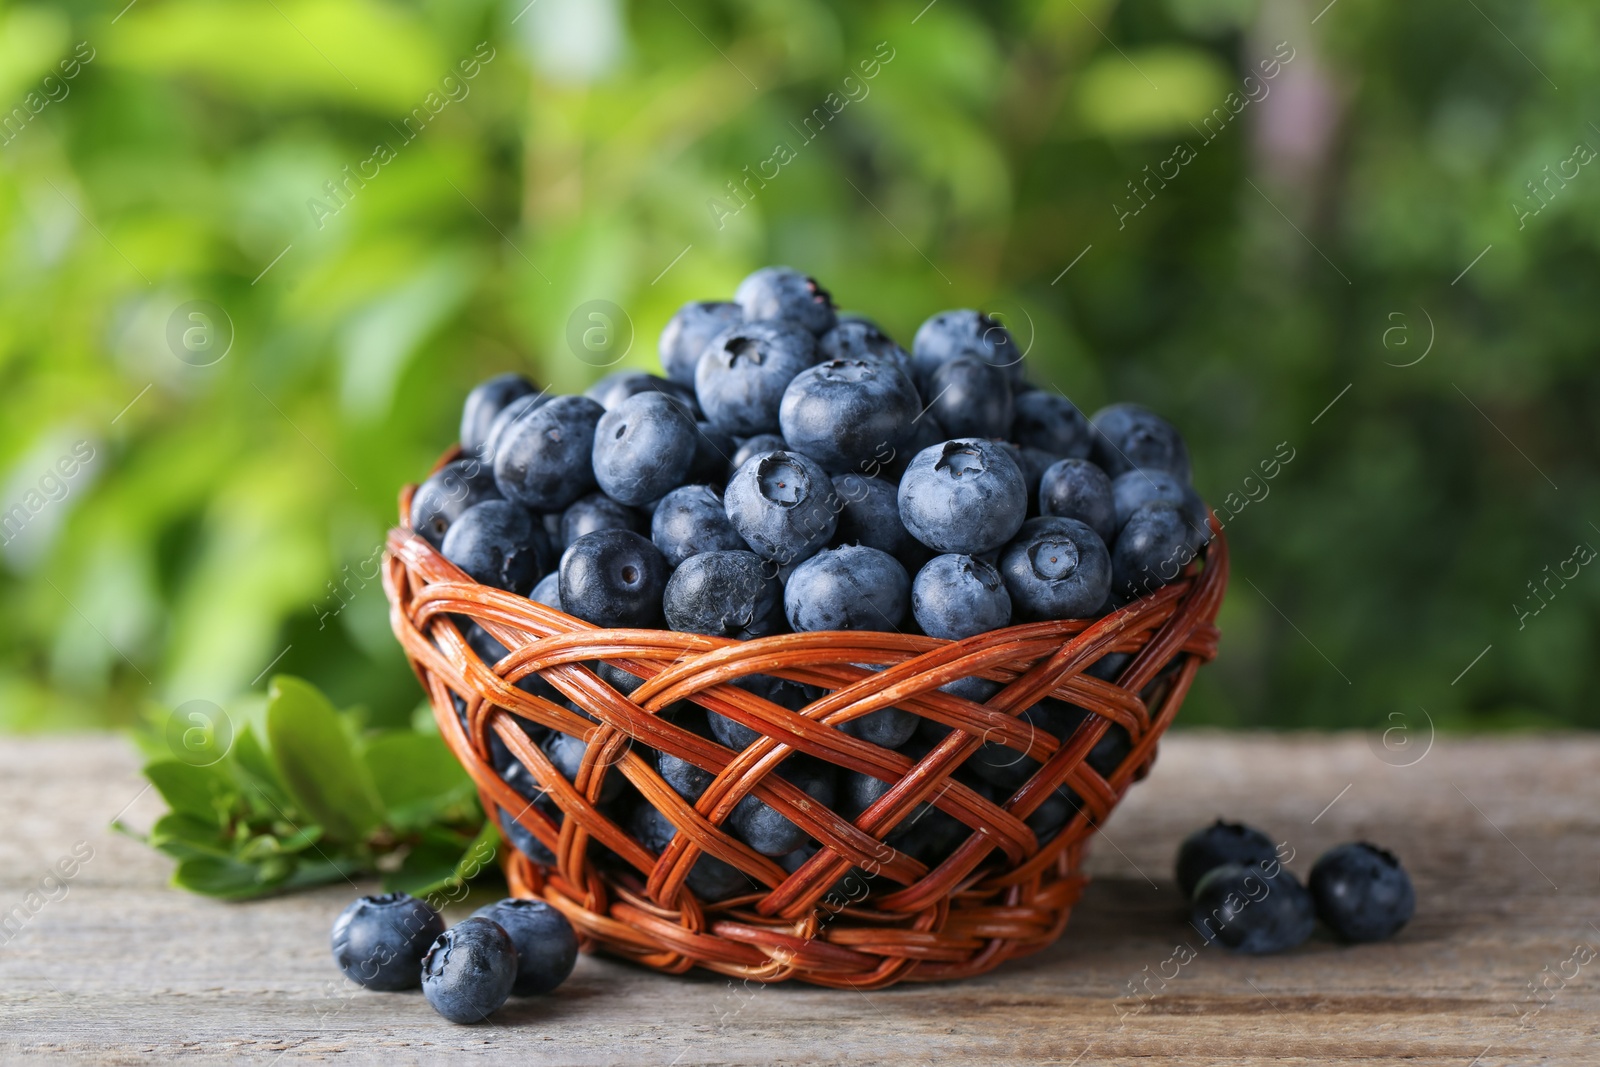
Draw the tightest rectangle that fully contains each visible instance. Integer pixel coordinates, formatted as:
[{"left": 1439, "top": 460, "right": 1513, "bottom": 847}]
[{"left": 0, "top": 733, "right": 1593, "bottom": 1065}]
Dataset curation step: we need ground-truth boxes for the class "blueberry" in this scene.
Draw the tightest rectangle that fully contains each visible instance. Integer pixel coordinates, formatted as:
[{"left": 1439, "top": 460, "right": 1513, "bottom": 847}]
[
  {"left": 499, "top": 805, "right": 557, "bottom": 866},
  {"left": 628, "top": 802, "right": 757, "bottom": 902},
  {"left": 592, "top": 391, "right": 699, "bottom": 505},
  {"left": 777, "top": 841, "right": 873, "bottom": 901},
  {"left": 660, "top": 301, "right": 745, "bottom": 385},
  {"left": 882, "top": 408, "right": 948, "bottom": 482},
  {"left": 1011, "top": 391, "right": 1092, "bottom": 460},
  {"left": 910, "top": 309, "right": 1023, "bottom": 387},
  {"left": 707, "top": 675, "right": 814, "bottom": 749},
  {"left": 441, "top": 500, "right": 550, "bottom": 595},
  {"left": 542, "top": 729, "right": 624, "bottom": 803},
  {"left": 688, "top": 421, "right": 736, "bottom": 486},
  {"left": 1110, "top": 469, "right": 1208, "bottom": 538},
  {"left": 1085, "top": 651, "right": 1132, "bottom": 683},
  {"left": 926, "top": 355, "right": 1013, "bottom": 440},
  {"left": 1090, "top": 403, "right": 1191, "bottom": 483},
  {"left": 784, "top": 545, "right": 909, "bottom": 633},
  {"left": 663, "top": 550, "right": 782, "bottom": 639},
  {"left": 728, "top": 756, "right": 837, "bottom": 856},
  {"left": 818, "top": 317, "right": 913, "bottom": 380},
  {"left": 1175, "top": 819, "right": 1279, "bottom": 898},
  {"left": 898, "top": 439, "right": 1027, "bottom": 555},
  {"left": 778, "top": 359, "right": 922, "bottom": 475},
  {"left": 724, "top": 449, "right": 840, "bottom": 565},
  {"left": 411, "top": 458, "right": 501, "bottom": 548},
  {"left": 461, "top": 619, "right": 562, "bottom": 703},
  {"left": 998, "top": 515, "right": 1111, "bottom": 621},
  {"left": 1025, "top": 785, "right": 1084, "bottom": 843},
  {"left": 885, "top": 796, "right": 971, "bottom": 867},
  {"left": 493, "top": 394, "right": 606, "bottom": 511},
  {"left": 461, "top": 373, "right": 537, "bottom": 456},
  {"left": 585, "top": 370, "right": 697, "bottom": 414},
  {"left": 1003, "top": 443, "right": 1061, "bottom": 517},
  {"left": 912, "top": 554, "right": 1011, "bottom": 640},
  {"left": 652, "top": 485, "right": 748, "bottom": 567},
  {"left": 421, "top": 917, "right": 518, "bottom": 1023},
  {"left": 733, "top": 266, "right": 836, "bottom": 335},
  {"left": 481, "top": 391, "right": 552, "bottom": 469},
  {"left": 1191, "top": 861, "right": 1316, "bottom": 954},
  {"left": 1111, "top": 502, "right": 1192, "bottom": 599},
  {"left": 1309, "top": 842, "right": 1415, "bottom": 942},
  {"left": 558, "top": 530, "right": 668, "bottom": 628},
  {"left": 329, "top": 892, "right": 445, "bottom": 991},
  {"left": 966, "top": 699, "right": 1076, "bottom": 793},
  {"left": 656, "top": 748, "right": 715, "bottom": 803},
  {"left": 731, "top": 433, "right": 787, "bottom": 471},
  {"left": 830, "top": 474, "right": 910, "bottom": 556},
  {"left": 471, "top": 898, "right": 578, "bottom": 995},
  {"left": 1039, "top": 458, "right": 1117, "bottom": 545},
  {"left": 530, "top": 571, "right": 563, "bottom": 611},
  {"left": 560, "top": 492, "right": 640, "bottom": 550},
  {"left": 839, "top": 701, "right": 918, "bottom": 748},
  {"left": 696, "top": 320, "right": 819, "bottom": 436}
]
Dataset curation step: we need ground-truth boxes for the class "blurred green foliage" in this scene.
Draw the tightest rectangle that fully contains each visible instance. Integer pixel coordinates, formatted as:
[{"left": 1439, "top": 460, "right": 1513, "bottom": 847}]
[{"left": 1, "top": 0, "right": 1595, "bottom": 734}]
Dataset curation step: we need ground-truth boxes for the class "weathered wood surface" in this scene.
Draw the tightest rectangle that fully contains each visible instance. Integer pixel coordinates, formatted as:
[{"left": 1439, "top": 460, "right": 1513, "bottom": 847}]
[{"left": 0, "top": 733, "right": 1594, "bottom": 1065}]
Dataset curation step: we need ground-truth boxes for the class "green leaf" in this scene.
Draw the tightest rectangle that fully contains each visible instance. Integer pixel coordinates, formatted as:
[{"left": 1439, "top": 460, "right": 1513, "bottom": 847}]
[
  {"left": 383, "top": 819, "right": 501, "bottom": 898},
  {"left": 364, "top": 730, "right": 475, "bottom": 830},
  {"left": 147, "top": 812, "right": 234, "bottom": 860},
  {"left": 230, "top": 722, "right": 289, "bottom": 806},
  {"left": 265, "top": 675, "right": 382, "bottom": 843},
  {"left": 142, "top": 760, "right": 231, "bottom": 822},
  {"left": 173, "top": 855, "right": 289, "bottom": 899}
]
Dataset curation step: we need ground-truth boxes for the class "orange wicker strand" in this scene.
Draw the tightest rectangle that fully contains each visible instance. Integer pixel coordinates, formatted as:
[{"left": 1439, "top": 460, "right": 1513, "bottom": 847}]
[{"left": 383, "top": 454, "right": 1228, "bottom": 988}]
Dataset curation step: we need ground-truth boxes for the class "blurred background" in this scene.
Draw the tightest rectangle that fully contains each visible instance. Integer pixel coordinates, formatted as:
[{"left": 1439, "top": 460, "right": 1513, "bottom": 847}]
[{"left": 1, "top": 0, "right": 1593, "bottom": 736}]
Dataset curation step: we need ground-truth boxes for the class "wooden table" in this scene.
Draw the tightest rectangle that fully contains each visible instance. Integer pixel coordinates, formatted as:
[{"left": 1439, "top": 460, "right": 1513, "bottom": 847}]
[{"left": 1, "top": 733, "right": 1593, "bottom": 1065}]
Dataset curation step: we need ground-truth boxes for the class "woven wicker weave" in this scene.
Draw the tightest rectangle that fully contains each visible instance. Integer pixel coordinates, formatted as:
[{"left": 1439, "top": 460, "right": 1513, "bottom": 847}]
[{"left": 383, "top": 459, "right": 1227, "bottom": 989}]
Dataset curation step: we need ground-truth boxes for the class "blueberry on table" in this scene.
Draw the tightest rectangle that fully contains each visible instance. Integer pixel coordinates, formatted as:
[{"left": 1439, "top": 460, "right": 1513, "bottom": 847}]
[
  {"left": 910, "top": 308, "right": 1023, "bottom": 387},
  {"left": 592, "top": 391, "right": 699, "bottom": 505},
  {"left": 998, "top": 515, "right": 1112, "bottom": 621},
  {"left": 724, "top": 449, "right": 840, "bottom": 566},
  {"left": 559, "top": 491, "right": 640, "bottom": 551},
  {"left": 830, "top": 473, "right": 909, "bottom": 556},
  {"left": 1011, "top": 391, "right": 1093, "bottom": 460},
  {"left": 1191, "top": 860, "right": 1316, "bottom": 954},
  {"left": 733, "top": 266, "right": 836, "bottom": 335},
  {"left": 471, "top": 898, "right": 578, "bottom": 996},
  {"left": 784, "top": 545, "right": 910, "bottom": 633},
  {"left": 695, "top": 320, "right": 820, "bottom": 436},
  {"left": 461, "top": 372, "right": 537, "bottom": 456},
  {"left": 1039, "top": 458, "right": 1117, "bottom": 545},
  {"left": 558, "top": 529, "right": 668, "bottom": 628},
  {"left": 898, "top": 438, "right": 1028, "bottom": 556},
  {"left": 730, "top": 433, "right": 788, "bottom": 472},
  {"left": 421, "top": 917, "right": 518, "bottom": 1023},
  {"left": 440, "top": 499, "right": 550, "bottom": 595},
  {"left": 925, "top": 355, "right": 1014, "bottom": 440},
  {"left": 660, "top": 300, "right": 745, "bottom": 385},
  {"left": 652, "top": 485, "right": 748, "bottom": 566},
  {"left": 493, "top": 394, "right": 605, "bottom": 511},
  {"left": 1090, "top": 402, "right": 1192, "bottom": 483},
  {"left": 912, "top": 553, "right": 1012, "bottom": 641},
  {"left": 663, "top": 550, "right": 782, "bottom": 640},
  {"left": 1309, "top": 842, "right": 1416, "bottom": 942},
  {"left": 411, "top": 458, "right": 501, "bottom": 549},
  {"left": 329, "top": 893, "right": 445, "bottom": 991},
  {"left": 1111, "top": 501, "right": 1192, "bottom": 599},
  {"left": 778, "top": 358, "right": 922, "bottom": 475}
]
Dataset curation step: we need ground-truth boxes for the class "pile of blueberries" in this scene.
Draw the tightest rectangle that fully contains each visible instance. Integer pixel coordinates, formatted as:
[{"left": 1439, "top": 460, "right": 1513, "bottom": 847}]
[
  {"left": 1178, "top": 821, "right": 1416, "bottom": 953},
  {"left": 330, "top": 892, "right": 578, "bottom": 1024},
  {"left": 412, "top": 266, "right": 1213, "bottom": 901}
]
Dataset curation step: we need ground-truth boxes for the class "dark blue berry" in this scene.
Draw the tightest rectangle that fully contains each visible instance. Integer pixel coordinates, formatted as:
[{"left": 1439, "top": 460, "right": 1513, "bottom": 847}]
[
  {"left": 660, "top": 301, "right": 745, "bottom": 385},
  {"left": 707, "top": 675, "right": 814, "bottom": 749},
  {"left": 733, "top": 266, "right": 836, "bottom": 335},
  {"left": 560, "top": 492, "right": 640, "bottom": 550},
  {"left": 663, "top": 550, "right": 782, "bottom": 639},
  {"left": 695, "top": 320, "right": 819, "bottom": 436},
  {"left": 411, "top": 458, "right": 500, "bottom": 549},
  {"left": 1175, "top": 819, "right": 1279, "bottom": 898},
  {"left": 542, "top": 729, "right": 624, "bottom": 803},
  {"left": 592, "top": 391, "right": 698, "bottom": 505},
  {"left": 1090, "top": 403, "right": 1191, "bottom": 483},
  {"left": 1309, "top": 842, "right": 1415, "bottom": 942},
  {"left": 558, "top": 529, "right": 668, "bottom": 628},
  {"left": 778, "top": 359, "right": 921, "bottom": 474},
  {"left": 688, "top": 421, "right": 736, "bottom": 485},
  {"left": 724, "top": 449, "right": 840, "bottom": 566},
  {"left": 898, "top": 439, "right": 1027, "bottom": 555},
  {"left": 784, "top": 545, "right": 909, "bottom": 633},
  {"left": 628, "top": 802, "right": 757, "bottom": 902},
  {"left": 912, "top": 553, "right": 1012, "bottom": 640},
  {"left": 731, "top": 433, "right": 787, "bottom": 471},
  {"left": 480, "top": 392, "right": 552, "bottom": 466},
  {"left": 461, "top": 373, "right": 537, "bottom": 456},
  {"left": 966, "top": 699, "right": 1077, "bottom": 792},
  {"left": 998, "top": 515, "right": 1111, "bottom": 621},
  {"left": 1039, "top": 458, "right": 1117, "bottom": 545},
  {"left": 421, "top": 917, "right": 518, "bottom": 1023},
  {"left": 585, "top": 370, "right": 697, "bottom": 414},
  {"left": 818, "top": 316, "right": 913, "bottom": 380},
  {"left": 493, "top": 394, "right": 605, "bottom": 511},
  {"left": 910, "top": 309, "right": 1023, "bottom": 387},
  {"left": 926, "top": 355, "right": 1013, "bottom": 440},
  {"left": 499, "top": 805, "right": 557, "bottom": 866},
  {"left": 1011, "top": 391, "right": 1092, "bottom": 459},
  {"left": 1110, "top": 468, "right": 1208, "bottom": 538},
  {"left": 728, "top": 756, "right": 836, "bottom": 856},
  {"left": 1112, "top": 501, "right": 1192, "bottom": 599},
  {"left": 1191, "top": 861, "right": 1315, "bottom": 954},
  {"left": 470, "top": 898, "right": 578, "bottom": 996},
  {"left": 530, "top": 571, "right": 563, "bottom": 611},
  {"left": 656, "top": 747, "right": 715, "bottom": 803},
  {"left": 329, "top": 893, "right": 445, "bottom": 991},
  {"left": 652, "top": 485, "right": 748, "bottom": 566},
  {"left": 440, "top": 500, "right": 550, "bottom": 595},
  {"left": 830, "top": 473, "right": 910, "bottom": 556},
  {"left": 839, "top": 700, "right": 918, "bottom": 748}
]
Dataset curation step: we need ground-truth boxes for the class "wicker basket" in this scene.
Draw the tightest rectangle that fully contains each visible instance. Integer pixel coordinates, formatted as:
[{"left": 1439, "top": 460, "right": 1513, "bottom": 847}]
[{"left": 383, "top": 454, "right": 1227, "bottom": 989}]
